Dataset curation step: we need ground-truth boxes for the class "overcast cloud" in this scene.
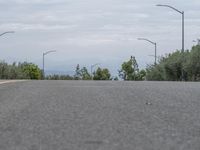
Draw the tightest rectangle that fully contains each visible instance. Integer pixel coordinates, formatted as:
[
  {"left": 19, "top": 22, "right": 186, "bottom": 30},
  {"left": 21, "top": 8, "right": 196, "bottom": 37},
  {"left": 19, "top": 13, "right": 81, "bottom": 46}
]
[{"left": 0, "top": 0, "right": 200, "bottom": 75}]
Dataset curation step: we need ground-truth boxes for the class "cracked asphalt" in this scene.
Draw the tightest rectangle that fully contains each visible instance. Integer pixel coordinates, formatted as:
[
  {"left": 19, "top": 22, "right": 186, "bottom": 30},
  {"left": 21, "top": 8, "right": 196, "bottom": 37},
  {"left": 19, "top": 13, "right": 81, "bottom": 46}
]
[{"left": 0, "top": 81, "right": 200, "bottom": 150}]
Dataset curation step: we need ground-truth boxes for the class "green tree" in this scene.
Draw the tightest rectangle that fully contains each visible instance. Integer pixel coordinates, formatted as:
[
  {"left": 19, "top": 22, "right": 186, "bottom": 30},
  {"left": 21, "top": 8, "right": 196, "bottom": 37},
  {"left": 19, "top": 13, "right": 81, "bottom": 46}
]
[
  {"left": 145, "top": 49, "right": 199, "bottom": 81},
  {"left": 0, "top": 61, "right": 42, "bottom": 80},
  {"left": 8, "top": 62, "right": 18, "bottom": 79},
  {"left": 163, "top": 51, "right": 183, "bottom": 81},
  {"left": 119, "top": 56, "right": 139, "bottom": 80},
  {"left": 74, "top": 64, "right": 81, "bottom": 80},
  {"left": 80, "top": 67, "right": 91, "bottom": 80},
  {"left": 146, "top": 64, "right": 165, "bottom": 81},
  {"left": 21, "top": 62, "right": 42, "bottom": 79},
  {"left": 184, "top": 45, "right": 200, "bottom": 81},
  {"left": 138, "top": 69, "right": 146, "bottom": 80},
  {"left": 46, "top": 74, "right": 74, "bottom": 80},
  {"left": 93, "top": 67, "right": 111, "bottom": 80},
  {"left": 0, "top": 61, "right": 9, "bottom": 79}
]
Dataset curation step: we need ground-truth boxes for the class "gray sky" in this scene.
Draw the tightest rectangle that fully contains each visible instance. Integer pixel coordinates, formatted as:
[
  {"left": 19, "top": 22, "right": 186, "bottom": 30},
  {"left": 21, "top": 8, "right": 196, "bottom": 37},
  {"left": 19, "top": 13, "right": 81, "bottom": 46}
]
[{"left": 0, "top": 0, "right": 200, "bottom": 76}]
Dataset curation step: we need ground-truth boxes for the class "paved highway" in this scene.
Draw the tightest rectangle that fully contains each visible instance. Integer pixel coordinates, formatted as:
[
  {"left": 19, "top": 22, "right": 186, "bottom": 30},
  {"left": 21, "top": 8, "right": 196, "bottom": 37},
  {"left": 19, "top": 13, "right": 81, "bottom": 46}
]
[{"left": 0, "top": 81, "right": 200, "bottom": 150}]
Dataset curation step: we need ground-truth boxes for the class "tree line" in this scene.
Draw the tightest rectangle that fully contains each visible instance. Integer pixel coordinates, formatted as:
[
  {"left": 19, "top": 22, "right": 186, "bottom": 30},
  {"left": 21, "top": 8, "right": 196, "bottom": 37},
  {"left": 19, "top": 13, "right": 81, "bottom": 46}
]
[
  {"left": 146, "top": 45, "right": 200, "bottom": 81},
  {"left": 46, "top": 64, "right": 112, "bottom": 80},
  {"left": 0, "top": 45, "right": 200, "bottom": 81},
  {"left": 0, "top": 61, "right": 42, "bottom": 80}
]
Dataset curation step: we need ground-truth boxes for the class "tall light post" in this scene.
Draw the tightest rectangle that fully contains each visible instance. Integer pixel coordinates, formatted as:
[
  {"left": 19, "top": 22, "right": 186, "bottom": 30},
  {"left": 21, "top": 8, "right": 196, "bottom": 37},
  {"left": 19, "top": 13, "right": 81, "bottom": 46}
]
[
  {"left": 43, "top": 50, "right": 56, "bottom": 79},
  {"left": 91, "top": 63, "right": 100, "bottom": 80},
  {"left": 156, "top": 4, "right": 184, "bottom": 53},
  {"left": 0, "top": 31, "right": 15, "bottom": 37},
  {"left": 156, "top": 4, "right": 185, "bottom": 80},
  {"left": 138, "top": 38, "right": 157, "bottom": 65}
]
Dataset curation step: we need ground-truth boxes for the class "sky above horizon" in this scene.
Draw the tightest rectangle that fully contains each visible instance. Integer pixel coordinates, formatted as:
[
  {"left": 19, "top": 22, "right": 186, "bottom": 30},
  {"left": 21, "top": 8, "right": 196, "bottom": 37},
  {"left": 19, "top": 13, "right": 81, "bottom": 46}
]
[{"left": 0, "top": 0, "right": 200, "bottom": 76}]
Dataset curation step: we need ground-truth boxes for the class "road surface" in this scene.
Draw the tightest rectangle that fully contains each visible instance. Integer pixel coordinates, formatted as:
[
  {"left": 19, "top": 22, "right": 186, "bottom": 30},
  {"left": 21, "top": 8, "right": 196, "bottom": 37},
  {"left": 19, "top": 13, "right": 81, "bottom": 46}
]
[{"left": 0, "top": 81, "right": 200, "bottom": 150}]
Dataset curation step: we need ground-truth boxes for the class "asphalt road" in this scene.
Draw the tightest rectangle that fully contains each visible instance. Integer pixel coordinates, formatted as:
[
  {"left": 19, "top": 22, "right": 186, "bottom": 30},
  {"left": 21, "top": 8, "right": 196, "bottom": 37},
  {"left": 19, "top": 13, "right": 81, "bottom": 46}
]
[{"left": 0, "top": 81, "right": 200, "bottom": 150}]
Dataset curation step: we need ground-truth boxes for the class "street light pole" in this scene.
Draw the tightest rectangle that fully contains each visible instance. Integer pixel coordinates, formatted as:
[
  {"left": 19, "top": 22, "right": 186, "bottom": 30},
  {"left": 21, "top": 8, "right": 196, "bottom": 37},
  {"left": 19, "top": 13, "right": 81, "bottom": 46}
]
[
  {"left": 156, "top": 4, "right": 185, "bottom": 80},
  {"left": 138, "top": 38, "right": 157, "bottom": 65},
  {"left": 182, "top": 11, "right": 184, "bottom": 53},
  {"left": 91, "top": 63, "right": 100, "bottom": 80},
  {"left": 42, "top": 50, "right": 56, "bottom": 79},
  {"left": 156, "top": 4, "right": 184, "bottom": 52},
  {"left": 155, "top": 43, "right": 157, "bottom": 65},
  {"left": 43, "top": 53, "right": 45, "bottom": 78}
]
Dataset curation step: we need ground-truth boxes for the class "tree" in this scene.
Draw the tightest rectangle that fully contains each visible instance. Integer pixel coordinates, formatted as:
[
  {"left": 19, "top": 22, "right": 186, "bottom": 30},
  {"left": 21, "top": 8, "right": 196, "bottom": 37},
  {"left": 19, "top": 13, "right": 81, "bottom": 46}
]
[
  {"left": 119, "top": 56, "right": 140, "bottom": 80},
  {"left": 93, "top": 67, "right": 111, "bottom": 80},
  {"left": 146, "top": 52, "right": 183, "bottom": 81},
  {"left": 0, "top": 61, "right": 42, "bottom": 80},
  {"left": 21, "top": 62, "right": 42, "bottom": 79},
  {"left": 146, "top": 64, "right": 165, "bottom": 81},
  {"left": 45, "top": 74, "right": 74, "bottom": 80},
  {"left": 163, "top": 51, "right": 183, "bottom": 81},
  {"left": 138, "top": 69, "right": 146, "bottom": 80},
  {"left": 73, "top": 65, "right": 91, "bottom": 80},
  {"left": 80, "top": 67, "right": 91, "bottom": 80},
  {"left": 74, "top": 64, "right": 81, "bottom": 80},
  {"left": 8, "top": 62, "right": 19, "bottom": 79},
  {"left": 146, "top": 46, "right": 200, "bottom": 81},
  {"left": 184, "top": 45, "right": 200, "bottom": 81},
  {"left": 0, "top": 61, "right": 9, "bottom": 79},
  {"left": 113, "top": 76, "right": 119, "bottom": 81}
]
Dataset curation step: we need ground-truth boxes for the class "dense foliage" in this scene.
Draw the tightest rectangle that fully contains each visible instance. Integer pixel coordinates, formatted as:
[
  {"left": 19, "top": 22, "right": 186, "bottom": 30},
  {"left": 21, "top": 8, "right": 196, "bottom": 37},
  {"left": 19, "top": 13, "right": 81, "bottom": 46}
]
[
  {"left": 93, "top": 67, "right": 111, "bottom": 80},
  {"left": 146, "top": 45, "right": 200, "bottom": 81},
  {"left": 119, "top": 56, "right": 146, "bottom": 81},
  {"left": 1, "top": 45, "right": 200, "bottom": 81},
  {"left": 74, "top": 64, "right": 91, "bottom": 80},
  {"left": 0, "top": 61, "right": 42, "bottom": 80},
  {"left": 45, "top": 75, "right": 74, "bottom": 80}
]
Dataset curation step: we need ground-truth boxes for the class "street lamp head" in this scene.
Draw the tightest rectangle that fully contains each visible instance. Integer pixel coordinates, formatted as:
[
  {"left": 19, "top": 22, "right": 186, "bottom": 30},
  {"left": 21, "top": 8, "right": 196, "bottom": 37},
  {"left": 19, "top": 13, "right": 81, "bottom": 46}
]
[
  {"left": 0, "top": 31, "right": 15, "bottom": 37},
  {"left": 156, "top": 4, "right": 172, "bottom": 7},
  {"left": 137, "top": 38, "right": 148, "bottom": 41},
  {"left": 43, "top": 50, "right": 56, "bottom": 56},
  {"left": 156, "top": 4, "right": 183, "bottom": 14},
  {"left": 156, "top": 4, "right": 163, "bottom": 7},
  {"left": 156, "top": 4, "right": 170, "bottom": 7},
  {"left": 42, "top": 50, "right": 57, "bottom": 79},
  {"left": 137, "top": 38, "right": 156, "bottom": 45}
]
